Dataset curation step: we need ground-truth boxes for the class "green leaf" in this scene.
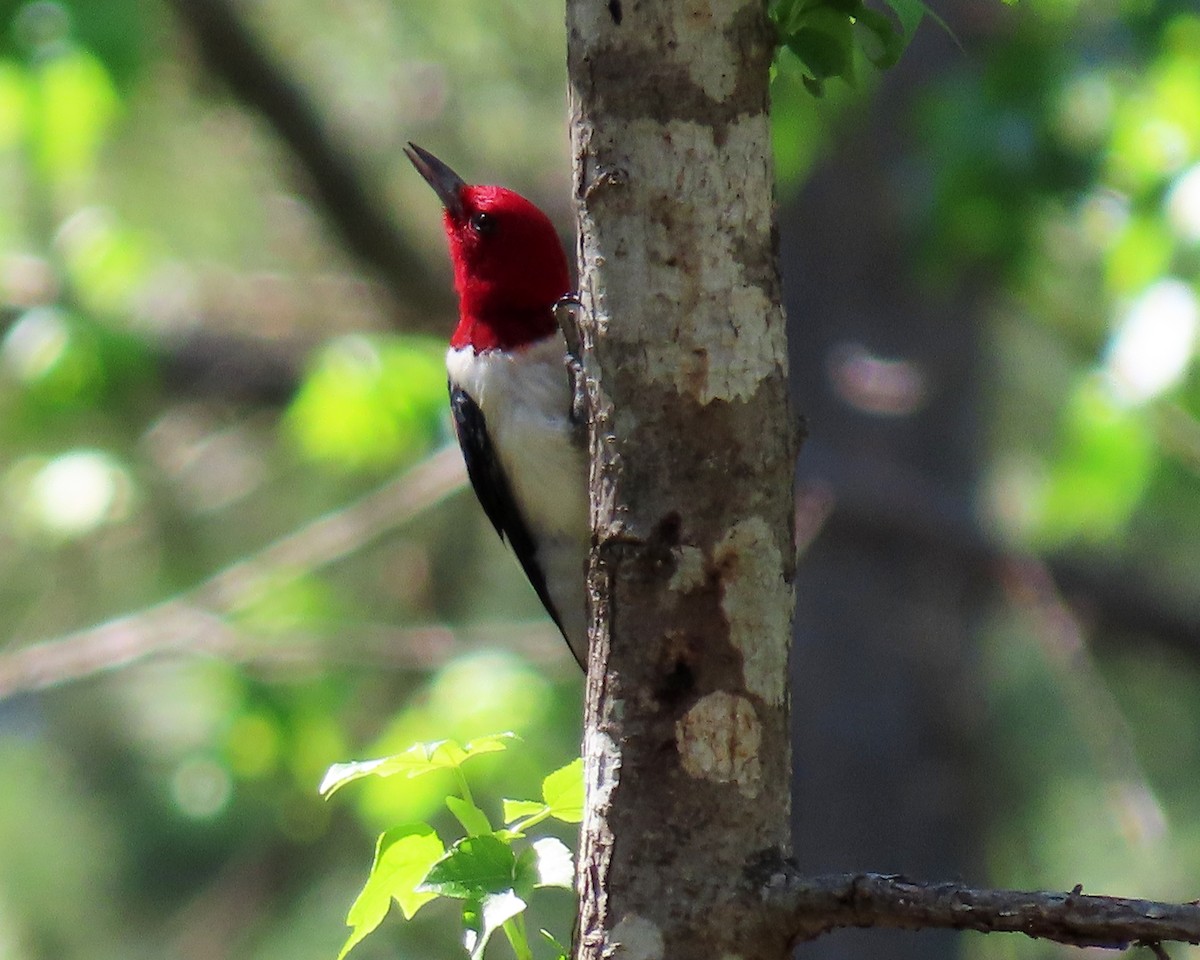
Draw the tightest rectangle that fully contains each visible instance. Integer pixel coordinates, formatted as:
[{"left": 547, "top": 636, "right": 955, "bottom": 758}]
[
  {"left": 320, "top": 733, "right": 516, "bottom": 797},
  {"left": 855, "top": 8, "right": 905, "bottom": 69},
  {"left": 502, "top": 916, "right": 535, "bottom": 960},
  {"left": 542, "top": 758, "right": 585, "bottom": 823},
  {"left": 502, "top": 799, "right": 547, "bottom": 826},
  {"left": 462, "top": 891, "right": 526, "bottom": 960},
  {"left": 420, "top": 834, "right": 517, "bottom": 900},
  {"left": 319, "top": 757, "right": 389, "bottom": 797},
  {"left": 336, "top": 823, "right": 445, "bottom": 960},
  {"left": 784, "top": 7, "right": 855, "bottom": 83},
  {"left": 446, "top": 795, "right": 494, "bottom": 836}
]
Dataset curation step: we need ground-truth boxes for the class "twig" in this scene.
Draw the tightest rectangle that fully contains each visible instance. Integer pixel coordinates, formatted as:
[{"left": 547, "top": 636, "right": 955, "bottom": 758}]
[
  {"left": 164, "top": 0, "right": 442, "bottom": 311},
  {"left": 0, "top": 446, "right": 467, "bottom": 698},
  {"left": 754, "top": 864, "right": 1200, "bottom": 950}
]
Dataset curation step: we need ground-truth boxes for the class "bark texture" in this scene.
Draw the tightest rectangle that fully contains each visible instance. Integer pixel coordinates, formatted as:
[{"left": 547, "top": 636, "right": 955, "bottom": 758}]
[{"left": 566, "top": 1, "right": 796, "bottom": 958}]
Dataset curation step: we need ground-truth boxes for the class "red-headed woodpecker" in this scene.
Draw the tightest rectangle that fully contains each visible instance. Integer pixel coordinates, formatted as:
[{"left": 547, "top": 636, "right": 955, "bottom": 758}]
[{"left": 405, "top": 143, "right": 588, "bottom": 668}]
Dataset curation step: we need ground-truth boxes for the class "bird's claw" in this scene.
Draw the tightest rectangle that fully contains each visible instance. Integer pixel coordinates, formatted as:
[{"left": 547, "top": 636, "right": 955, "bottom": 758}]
[{"left": 554, "top": 295, "right": 590, "bottom": 430}]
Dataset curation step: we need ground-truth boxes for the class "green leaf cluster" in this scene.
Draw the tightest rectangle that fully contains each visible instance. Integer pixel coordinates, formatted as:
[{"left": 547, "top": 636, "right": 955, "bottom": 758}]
[
  {"left": 323, "top": 737, "right": 582, "bottom": 960},
  {"left": 286, "top": 334, "right": 448, "bottom": 473},
  {"left": 770, "top": 0, "right": 926, "bottom": 95}
]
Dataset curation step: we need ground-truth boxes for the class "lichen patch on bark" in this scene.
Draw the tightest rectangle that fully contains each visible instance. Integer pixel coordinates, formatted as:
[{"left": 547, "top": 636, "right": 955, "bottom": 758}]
[
  {"left": 588, "top": 114, "right": 784, "bottom": 406},
  {"left": 673, "top": 0, "right": 739, "bottom": 102},
  {"left": 610, "top": 914, "right": 665, "bottom": 960},
  {"left": 583, "top": 728, "right": 621, "bottom": 815},
  {"left": 675, "top": 690, "right": 762, "bottom": 797},
  {"left": 714, "top": 517, "right": 790, "bottom": 706}
]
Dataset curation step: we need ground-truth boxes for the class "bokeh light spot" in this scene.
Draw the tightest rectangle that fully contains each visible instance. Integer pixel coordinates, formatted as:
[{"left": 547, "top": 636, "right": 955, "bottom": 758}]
[{"left": 1105, "top": 278, "right": 1198, "bottom": 405}]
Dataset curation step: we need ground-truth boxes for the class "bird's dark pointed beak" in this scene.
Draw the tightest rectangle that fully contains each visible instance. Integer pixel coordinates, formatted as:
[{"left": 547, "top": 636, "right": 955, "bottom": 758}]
[{"left": 405, "top": 143, "right": 467, "bottom": 220}]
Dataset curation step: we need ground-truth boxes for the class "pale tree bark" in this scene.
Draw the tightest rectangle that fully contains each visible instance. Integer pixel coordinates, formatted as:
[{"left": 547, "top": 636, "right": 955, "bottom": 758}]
[{"left": 566, "top": 0, "right": 796, "bottom": 958}]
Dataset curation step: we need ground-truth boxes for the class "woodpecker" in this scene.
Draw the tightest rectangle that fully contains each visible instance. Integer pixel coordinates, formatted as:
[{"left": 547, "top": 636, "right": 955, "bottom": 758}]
[{"left": 405, "top": 143, "right": 589, "bottom": 668}]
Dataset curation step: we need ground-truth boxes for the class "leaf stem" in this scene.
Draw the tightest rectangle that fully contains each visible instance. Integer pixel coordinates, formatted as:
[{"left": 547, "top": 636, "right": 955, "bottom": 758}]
[{"left": 503, "top": 915, "right": 534, "bottom": 960}]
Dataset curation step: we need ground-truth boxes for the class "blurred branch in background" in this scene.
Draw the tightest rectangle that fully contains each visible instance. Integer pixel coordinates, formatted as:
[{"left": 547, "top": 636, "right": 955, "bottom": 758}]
[
  {"left": 798, "top": 443, "right": 1200, "bottom": 661},
  {"left": 0, "top": 444, "right": 470, "bottom": 698},
  {"left": 163, "top": 0, "right": 445, "bottom": 315},
  {"left": 1001, "top": 558, "right": 1168, "bottom": 849},
  {"left": 5, "top": 432, "right": 1194, "bottom": 701}
]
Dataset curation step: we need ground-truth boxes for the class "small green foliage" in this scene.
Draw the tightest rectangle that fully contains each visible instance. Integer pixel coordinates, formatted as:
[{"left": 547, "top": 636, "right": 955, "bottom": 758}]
[
  {"left": 502, "top": 757, "right": 585, "bottom": 832},
  {"left": 337, "top": 824, "right": 445, "bottom": 960},
  {"left": 769, "top": 0, "right": 929, "bottom": 95},
  {"left": 323, "top": 736, "right": 582, "bottom": 959},
  {"left": 319, "top": 733, "right": 517, "bottom": 797},
  {"left": 540, "top": 758, "right": 585, "bottom": 824},
  {"left": 446, "top": 795, "right": 494, "bottom": 836}
]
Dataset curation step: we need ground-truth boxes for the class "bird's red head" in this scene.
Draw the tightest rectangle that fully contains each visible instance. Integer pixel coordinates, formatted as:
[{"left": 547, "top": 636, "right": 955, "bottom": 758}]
[{"left": 406, "top": 143, "right": 570, "bottom": 353}]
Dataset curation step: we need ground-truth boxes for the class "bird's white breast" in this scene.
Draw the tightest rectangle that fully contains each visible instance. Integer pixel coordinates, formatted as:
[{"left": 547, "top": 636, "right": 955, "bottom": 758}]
[
  {"left": 447, "top": 335, "right": 590, "bottom": 656},
  {"left": 446, "top": 334, "right": 587, "bottom": 539}
]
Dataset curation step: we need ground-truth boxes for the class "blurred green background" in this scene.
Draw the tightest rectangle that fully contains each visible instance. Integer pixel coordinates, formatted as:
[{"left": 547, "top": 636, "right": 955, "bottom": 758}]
[{"left": 0, "top": 1, "right": 1197, "bottom": 958}]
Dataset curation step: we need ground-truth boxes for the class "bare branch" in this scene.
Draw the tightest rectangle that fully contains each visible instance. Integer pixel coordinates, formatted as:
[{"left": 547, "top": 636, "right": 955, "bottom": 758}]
[
  {"left": 754, "top": 864, "right": 1200, "bottom": 950},
  {"left": 0, "top": 446, "right": 467, "bottom": 698},
  {"left": 164, "top": 0, "right": 445, "bottom": 313}
]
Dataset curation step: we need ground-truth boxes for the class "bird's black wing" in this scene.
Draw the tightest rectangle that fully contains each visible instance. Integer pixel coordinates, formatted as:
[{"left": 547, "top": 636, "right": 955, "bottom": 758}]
[{"left": 449, "top": 385, "right": 568, "bottom": 641}]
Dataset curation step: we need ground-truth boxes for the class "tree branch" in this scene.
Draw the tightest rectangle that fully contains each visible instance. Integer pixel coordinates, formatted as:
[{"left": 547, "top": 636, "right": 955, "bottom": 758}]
[
  {"left": 755, "top": 863, "right": 1200, "bottom": 951},
  {"left": 164, "top": 0, "right": 445, "bottom": 313},
  {"left": 0, "top": 445, "right": 467, "bottom": 698}
]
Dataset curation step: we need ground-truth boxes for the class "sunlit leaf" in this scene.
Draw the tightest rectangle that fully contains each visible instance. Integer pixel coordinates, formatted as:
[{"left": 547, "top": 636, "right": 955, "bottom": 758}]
[
  {"left": 446, "top": 795, "right": 494, "bottom": 836},
  {"left": 320, "top": 733, "right": 515, "bottom": 797},
  {"left": 337, "top": 823, "right": 444, "bottom": 960},
  {"left": 355, "top": 657, "right": 551, "bottom": 826},
  {"left": 502, "top": 798, "right": 546, "bottom": 826},
  {"left": 542, "top": 757, "right": 584, "bottom": 823},
  {"left": 514, "top": 837, "right": 573, "bottom": 894}
]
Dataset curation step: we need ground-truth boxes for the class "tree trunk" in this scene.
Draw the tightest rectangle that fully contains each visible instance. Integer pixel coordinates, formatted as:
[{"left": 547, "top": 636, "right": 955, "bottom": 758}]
[{"left": 566, "top": 1, "right": 797, "bottom": 958}]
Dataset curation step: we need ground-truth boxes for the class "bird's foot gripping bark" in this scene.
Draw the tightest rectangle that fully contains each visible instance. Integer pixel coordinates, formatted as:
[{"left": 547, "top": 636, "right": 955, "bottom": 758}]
[{"left": 555, "top": 294, "right": 590, "bottom": 432}]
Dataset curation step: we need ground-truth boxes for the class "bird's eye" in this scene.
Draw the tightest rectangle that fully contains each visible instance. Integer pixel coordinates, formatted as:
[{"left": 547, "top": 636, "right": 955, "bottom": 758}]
[{"left": 470, "top": 211, "right": 497, "bottom": 235}]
